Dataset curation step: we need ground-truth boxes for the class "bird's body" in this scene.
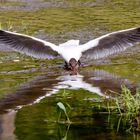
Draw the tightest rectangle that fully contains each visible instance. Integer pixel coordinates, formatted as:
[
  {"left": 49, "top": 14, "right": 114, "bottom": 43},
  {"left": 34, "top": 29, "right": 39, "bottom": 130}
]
[
  {"left": 0, "top": 27, "right": 140, "bottom": 74},
  {"left": 59, "top": 46, "right": 82, "bottom": 63}
]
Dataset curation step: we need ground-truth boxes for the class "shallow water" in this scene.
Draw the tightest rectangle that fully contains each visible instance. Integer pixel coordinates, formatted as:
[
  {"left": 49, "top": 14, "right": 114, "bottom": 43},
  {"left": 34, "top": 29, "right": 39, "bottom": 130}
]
[{"left": 0, "top": 67, "right": 139, "bottom": 140}]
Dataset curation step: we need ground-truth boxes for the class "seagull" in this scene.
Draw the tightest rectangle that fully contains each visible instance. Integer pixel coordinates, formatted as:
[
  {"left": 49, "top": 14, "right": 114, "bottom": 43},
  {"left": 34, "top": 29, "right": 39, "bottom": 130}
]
[{"left": 0, "top": 27, "right": 140, "bottom": 75}]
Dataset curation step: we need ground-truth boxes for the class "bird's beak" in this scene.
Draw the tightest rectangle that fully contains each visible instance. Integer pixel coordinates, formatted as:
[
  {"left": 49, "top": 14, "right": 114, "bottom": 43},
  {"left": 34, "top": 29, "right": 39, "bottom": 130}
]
[{"left": 69, "top": 58, "right": 79, "bottom": 75}]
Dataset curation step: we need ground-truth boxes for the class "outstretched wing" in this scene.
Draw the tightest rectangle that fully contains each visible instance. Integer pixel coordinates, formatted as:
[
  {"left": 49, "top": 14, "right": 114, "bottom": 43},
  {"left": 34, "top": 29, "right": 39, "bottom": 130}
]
[
  {"left": 81, "top": 27, "right": 140, "bottom": 60},
  {"left": 0, "top": 30, "right": 59, "bottom": 59}
]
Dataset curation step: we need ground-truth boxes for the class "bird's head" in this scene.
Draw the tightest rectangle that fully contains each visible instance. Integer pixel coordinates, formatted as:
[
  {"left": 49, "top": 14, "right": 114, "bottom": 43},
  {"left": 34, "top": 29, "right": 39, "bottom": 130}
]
[{"left": 69, "top": 58, "right": 79, "bottom": 75}]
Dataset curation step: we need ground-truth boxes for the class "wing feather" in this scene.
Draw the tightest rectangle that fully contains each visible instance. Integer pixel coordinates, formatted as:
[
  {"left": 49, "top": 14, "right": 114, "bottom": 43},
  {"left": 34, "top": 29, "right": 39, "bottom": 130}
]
[
  {"left": 0, "top": 30, "right": 59, "bottom": 59},
  {"left": 81, "top": 27, "right": 140, "bottom": 60}
]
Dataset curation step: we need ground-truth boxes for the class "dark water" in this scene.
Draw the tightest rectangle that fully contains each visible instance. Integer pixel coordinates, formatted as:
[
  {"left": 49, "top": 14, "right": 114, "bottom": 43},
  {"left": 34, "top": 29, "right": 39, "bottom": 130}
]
[{"left": 0, "top": 69, "right": 139, "bottom": 140}]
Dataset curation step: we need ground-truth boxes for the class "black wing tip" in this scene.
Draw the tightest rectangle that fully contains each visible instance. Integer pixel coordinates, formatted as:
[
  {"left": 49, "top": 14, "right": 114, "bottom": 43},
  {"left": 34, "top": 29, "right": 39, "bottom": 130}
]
[
  {"left": 137, "top": 27, "right": 140, "bottom": 32},
  {"left": 0, "top": 30, "right": 12, "bottom": 34},
  {"left": 0, "top": 29, "right": 4, "bottom": 33},
  {"left": 134, "top": 27, "right": 140, "bottom": 36},
  {"left": 0, "top": 30, "right": 7, "bottom": 35},
  {"left": 132, "top": 27, "right": 140, "bottom": 32}
]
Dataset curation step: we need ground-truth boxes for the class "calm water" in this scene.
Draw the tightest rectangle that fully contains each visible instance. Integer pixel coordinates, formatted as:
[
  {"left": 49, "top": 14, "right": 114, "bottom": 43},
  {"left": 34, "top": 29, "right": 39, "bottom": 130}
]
[{"left": 0, "top": 69, "right": 139, "bottom": 140}]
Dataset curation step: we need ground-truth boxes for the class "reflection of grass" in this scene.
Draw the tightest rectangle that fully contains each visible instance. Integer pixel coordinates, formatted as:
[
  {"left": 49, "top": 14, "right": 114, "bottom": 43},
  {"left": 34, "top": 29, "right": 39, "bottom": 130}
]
[{"left": 83, "top": 61, "right": 140, "bottom": 83}]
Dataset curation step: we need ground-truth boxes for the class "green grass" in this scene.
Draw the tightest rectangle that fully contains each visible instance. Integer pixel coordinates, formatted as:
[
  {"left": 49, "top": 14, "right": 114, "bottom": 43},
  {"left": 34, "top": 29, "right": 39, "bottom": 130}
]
[
  {"left": 115, "top": 86, "right": 140, "bottom": 115},
  {"left": 0, "top": 0, "right": 22, "bottom": 6},
  {"left": 0, "top": 0, "right": 140, "bottom": 34},
  {"left": 97, "top": 86, "right": 140, "bottom": 122}
]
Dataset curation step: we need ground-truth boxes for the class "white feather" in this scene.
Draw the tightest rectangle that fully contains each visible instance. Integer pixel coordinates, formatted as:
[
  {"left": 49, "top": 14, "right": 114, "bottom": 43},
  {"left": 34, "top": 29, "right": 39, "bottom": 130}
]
[
  {"left": 59, "top": 39, "right": 80, "bottom": 47},
  {"left": 58, "top": 46, "right": 82, "bottom": 62},
  {"left": 58, "top": 40, "right": 81, "bottom": 62}
]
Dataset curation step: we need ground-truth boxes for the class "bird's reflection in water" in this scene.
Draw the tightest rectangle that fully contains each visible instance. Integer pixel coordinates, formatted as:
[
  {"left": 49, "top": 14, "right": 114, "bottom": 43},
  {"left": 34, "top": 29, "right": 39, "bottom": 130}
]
[
  {"left": 0, "top": 69, "right": 137, "bottom": 113},
  {"left": 43, "top": 69, "right": 136, "bottom": 99},
  {"left": 81, "top": 69, "right": 137, "bottom": 96},
  {"left": 48, "top": 74, "right": 103, "bottom": 96}
]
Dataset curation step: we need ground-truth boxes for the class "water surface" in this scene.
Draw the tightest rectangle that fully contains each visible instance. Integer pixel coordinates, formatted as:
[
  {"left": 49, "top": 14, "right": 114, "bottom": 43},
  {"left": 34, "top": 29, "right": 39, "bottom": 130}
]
[{"left": 0, "top": 68, "right": 139, "bottom": 140}]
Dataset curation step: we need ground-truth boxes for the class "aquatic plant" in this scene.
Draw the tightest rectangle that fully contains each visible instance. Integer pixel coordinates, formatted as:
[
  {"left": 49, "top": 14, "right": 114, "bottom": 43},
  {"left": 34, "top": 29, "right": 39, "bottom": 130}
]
[
  {"left": 57, "top": 102, "right": 71, "bottom": 124},
  {"left": 115, "top": 86, "right": 140, "bottom": 116}
]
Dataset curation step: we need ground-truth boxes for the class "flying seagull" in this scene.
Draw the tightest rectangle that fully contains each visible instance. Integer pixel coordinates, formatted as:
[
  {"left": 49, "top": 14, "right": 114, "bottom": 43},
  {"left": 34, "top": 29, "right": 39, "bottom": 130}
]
[{"left": 0, "top": 27, "right": 140, "bottom": 75}]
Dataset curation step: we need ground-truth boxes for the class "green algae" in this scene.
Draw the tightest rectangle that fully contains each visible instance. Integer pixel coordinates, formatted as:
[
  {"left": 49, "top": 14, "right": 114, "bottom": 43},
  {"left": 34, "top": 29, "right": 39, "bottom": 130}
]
[{"left": 14, "top": 88, "right": 135, "bottom": 140}]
